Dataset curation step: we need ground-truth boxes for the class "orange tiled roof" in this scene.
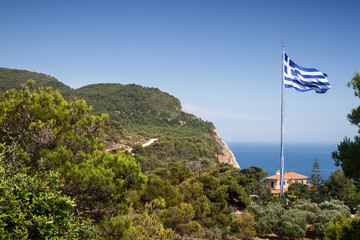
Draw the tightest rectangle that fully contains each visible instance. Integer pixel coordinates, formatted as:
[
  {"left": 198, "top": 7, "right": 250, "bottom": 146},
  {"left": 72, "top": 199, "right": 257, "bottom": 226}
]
[{"left": 266, "top": 172, "right": 308, "bottom": 180}]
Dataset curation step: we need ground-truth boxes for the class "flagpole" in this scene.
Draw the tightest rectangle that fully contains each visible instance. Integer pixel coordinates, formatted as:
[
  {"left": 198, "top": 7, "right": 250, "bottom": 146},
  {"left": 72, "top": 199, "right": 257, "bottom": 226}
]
[{"left": 280, "top": 43, "right": 285, "bottom": 196}]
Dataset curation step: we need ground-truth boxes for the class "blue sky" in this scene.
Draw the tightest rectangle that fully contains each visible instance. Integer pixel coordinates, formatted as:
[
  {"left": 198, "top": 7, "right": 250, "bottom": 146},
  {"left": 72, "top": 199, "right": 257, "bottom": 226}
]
[{"left": 1, "top": 0, "right": 360, "bottom": 144}]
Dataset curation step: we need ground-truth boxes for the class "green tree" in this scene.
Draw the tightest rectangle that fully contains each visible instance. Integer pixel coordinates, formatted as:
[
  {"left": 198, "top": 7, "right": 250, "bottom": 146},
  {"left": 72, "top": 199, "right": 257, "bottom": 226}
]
[
  {"left": 310, "top": 158, "right": 323, "bottom": 195},
  {"left": 177, "top": 221, "right": 201, "bottom": 238},
  {"left": 179, "top": 179, "right": 211, "bottom": 219},
  {"left": 0, "top": 81, "right": 107, "bottom": 171},
  {"left": 0, "top": 144, "right": 97, "bottom": 239},
  {"left": 230, "top": 211, "right": 256, "bottom": 240},
  {"left": 287, "top": 182, "right": 312, "bottom": 199},
  {"left": 333, "top": 136, "right": 360, "bottom": 181},
  {"left": 312, "top": 200, "right": 350, "bottom": 238},
  {"left": 241, "top": 166, "right": 268, "bottom": 185},
  {"left": 140, "top": 174, "right": 183, "bottom": 207},
  {"left": 169, "top": 163, "right": 193, "bottom": 185},
  {"left": 326, "top": 169, "right": 356, "bottom": 204},
  {"left": 248, "top": 202, "right": 285, "bottom": 237},
  {"left": 153, "top": 167, "right": 170, "bottom": 181},
  {"left": 64, "top": 151, "right": 145, "bottom": 219},
  {"left": 0, "top": 83, "right": 146, "bottom": 223},
  {"left": 339, "top": 217, "right": 360, "bottom": 240},
  {"left": 325, "top": 215, "right": 354, "bottom": 240},
  {"left": 332, "top": 72, "right": 360, "bottom": 181},
  {"left": 292, "top": 199, "right": 320, "bottom": 224},
  {"left": 191, "top": 195, "right": 211, "bottom": 219},
  {"left": 275, "top": 209, "right": 307, "bottom": 240},
  {"left": 128, "top": 212, "right": 175, "bottom": 240},
  {"left": 132, "top": 144, "right": 145, "bottom": 155},
  {"left": 98, "top": 215, "right": 131, "bottom": 240},
  {"left": 250, "top": 183, "right": 272, "bottom": 203},
  {"left": 179, "top": 179, "right": 203, "bottom": 202},
  {"left": 161, "top": 203, "right": 196, "bottom": 232}
]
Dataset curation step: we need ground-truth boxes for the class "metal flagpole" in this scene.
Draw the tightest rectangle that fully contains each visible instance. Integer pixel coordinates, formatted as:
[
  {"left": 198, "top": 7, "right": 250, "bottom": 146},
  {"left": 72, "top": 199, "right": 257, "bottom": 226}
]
[{"left": 280, "top": 42, "right": 285, "bottom": 196}]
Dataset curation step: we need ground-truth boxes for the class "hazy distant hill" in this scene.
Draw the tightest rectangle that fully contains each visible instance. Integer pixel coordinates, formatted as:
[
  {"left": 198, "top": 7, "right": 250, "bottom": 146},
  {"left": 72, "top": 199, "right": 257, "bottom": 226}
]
[
  {"left": 0, "top": 67, "right": 238, "bottom": 171},
  {"left": 0, "top": 67, "right": 72, "bottom": 95}
]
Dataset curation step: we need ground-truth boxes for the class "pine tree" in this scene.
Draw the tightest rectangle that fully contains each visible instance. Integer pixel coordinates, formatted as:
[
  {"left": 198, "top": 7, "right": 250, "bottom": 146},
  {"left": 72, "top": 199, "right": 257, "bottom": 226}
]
[
  {"left": 332, "top": 72, "right": 360, "bottom": 181},
  {"left": 310, "top": 159, "right": 323, "bottom": 194}
]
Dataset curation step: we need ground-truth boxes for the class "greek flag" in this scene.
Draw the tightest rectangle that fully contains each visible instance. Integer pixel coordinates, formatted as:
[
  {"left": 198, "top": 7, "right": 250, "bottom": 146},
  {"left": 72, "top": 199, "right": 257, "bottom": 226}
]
[{"left": 283, "top": 53, "right": 331, "bottom": 93}]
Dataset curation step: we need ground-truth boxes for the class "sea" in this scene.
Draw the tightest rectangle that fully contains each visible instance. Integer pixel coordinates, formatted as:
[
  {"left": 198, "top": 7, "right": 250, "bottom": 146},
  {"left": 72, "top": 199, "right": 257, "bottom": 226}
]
[{"left": 228, "top": 142, "right": 340, "bottom": 180}]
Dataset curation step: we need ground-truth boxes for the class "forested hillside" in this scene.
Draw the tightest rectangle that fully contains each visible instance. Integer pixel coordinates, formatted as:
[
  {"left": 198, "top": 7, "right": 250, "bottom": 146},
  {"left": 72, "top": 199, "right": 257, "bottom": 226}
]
[
  {"left": 72, "top": 83, "right": 215, "bottom": 138},
  {"left": 0, "top": 67, "right": 72, "bottom": 95},
  {"left": 0, "top": 70, "right": 258, "bottom": 239},
  {"left": 0, "top": 68, "right": 226, "bottom": 172}
]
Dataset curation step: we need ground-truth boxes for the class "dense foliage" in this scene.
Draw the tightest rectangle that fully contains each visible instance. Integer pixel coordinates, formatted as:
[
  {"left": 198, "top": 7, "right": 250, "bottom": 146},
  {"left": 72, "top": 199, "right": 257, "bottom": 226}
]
[
  {"left": 71, "top": 83, "right": 216, "bottom": 138},
  {"left": 0, "top": 144, "right": 97, "bottom": 239},
  {"left": 249, "top": 199, "right": 351, "bottom": 239},
  {"left": 0, "top": 81, "right": 268, "bottom": 239},
  {"left": 326, "top": 215, "right": 360, "bottom": 240},
  {"left": 333, "top": 72, "right": 360, "bottom": 181},
  {"left": 0, "top": 68, "right": 222, "bottom": 171},
  {"left": 0, "top": 80, "right": 107, "bottom": 170},
  {"left": 133, "top": 136, "right": 219, "bottom": 172},
  {"left": 0, "top": 84, "right": 148, "bottom": 238},
  {"left": 131, "top": 164, "right": 267, "bottom": 238},
  {"left": 2, "top": 69, "right": 360, "bottom": 239},
  {"left": 71, "top": 83, "right": 221, "bottom": 171},
  {"left": 0, "top": 82, "right": 146, "bottom": 221}
]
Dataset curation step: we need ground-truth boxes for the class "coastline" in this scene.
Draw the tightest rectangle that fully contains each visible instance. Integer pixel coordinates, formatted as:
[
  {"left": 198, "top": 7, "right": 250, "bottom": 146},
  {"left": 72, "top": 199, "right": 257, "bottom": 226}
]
[{"left": 229, "top": 142, "right": 338, "bottom": 179}]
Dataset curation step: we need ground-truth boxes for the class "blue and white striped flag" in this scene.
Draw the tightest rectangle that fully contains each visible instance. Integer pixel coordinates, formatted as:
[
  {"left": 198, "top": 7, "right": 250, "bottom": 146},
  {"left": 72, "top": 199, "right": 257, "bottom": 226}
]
[{"left": 283, "top": 53, "right": 331, "bottom": 93}]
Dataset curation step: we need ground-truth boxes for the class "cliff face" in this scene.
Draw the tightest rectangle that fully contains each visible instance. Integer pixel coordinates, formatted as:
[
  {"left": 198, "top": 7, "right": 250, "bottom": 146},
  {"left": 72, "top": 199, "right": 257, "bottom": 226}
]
[{"left": 213, "top": 129, "right": 240, "bottom": 169}]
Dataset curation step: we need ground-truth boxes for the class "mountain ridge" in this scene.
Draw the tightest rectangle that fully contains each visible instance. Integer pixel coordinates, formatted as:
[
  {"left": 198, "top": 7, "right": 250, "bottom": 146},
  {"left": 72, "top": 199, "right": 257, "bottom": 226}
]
[{"left": 0, "top": 67, "right": 239, "bottom": 169}]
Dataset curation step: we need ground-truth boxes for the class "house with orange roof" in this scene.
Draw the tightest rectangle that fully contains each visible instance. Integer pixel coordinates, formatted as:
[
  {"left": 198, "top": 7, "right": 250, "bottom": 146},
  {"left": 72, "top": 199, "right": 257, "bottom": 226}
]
[{"left": 266, "top": 170, "right": 308, "bottom": 194}]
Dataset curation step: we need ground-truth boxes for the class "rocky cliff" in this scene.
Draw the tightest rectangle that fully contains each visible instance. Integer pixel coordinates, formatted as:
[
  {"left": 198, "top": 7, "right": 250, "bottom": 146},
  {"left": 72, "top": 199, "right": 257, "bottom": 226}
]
[{"left": 213, "top": 129, "right": 240, "bottom": 169}]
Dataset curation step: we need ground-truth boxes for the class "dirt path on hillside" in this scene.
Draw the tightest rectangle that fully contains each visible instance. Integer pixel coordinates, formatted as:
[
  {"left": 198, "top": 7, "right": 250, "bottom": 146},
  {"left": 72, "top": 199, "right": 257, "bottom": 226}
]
[
  {"left": 141, "top": 138, "right": 158, "bottom": 147},
  {"left": 127, "top": 138, "right": 158, "bottom": 153}
]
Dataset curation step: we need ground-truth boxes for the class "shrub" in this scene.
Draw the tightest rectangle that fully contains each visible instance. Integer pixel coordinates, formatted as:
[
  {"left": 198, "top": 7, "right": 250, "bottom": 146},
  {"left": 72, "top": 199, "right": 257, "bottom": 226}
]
[
  {"left": 292, "top": 199, "right": 320, "bottom": 223},
  {"left": 230, "top": 211, "right": 256, "bottom": 240},
  {"left": 274, "top": 209, "right": 307, "bottom": 239},
  {"left": 98, "top": 215, "right": 131, "bottom": 240},
  {"left": 313, "top": 210, "right": 345, "bottom": 238},
  {"left": 248, "top": 202, "right": 285, "bottom": 236},
  {"left": 319, "top": 200, "right": 350, "bottom": 217},
  {"left": 178, "top": 221, "right": 201, "bottom": 237},
  {"left": 161, "top": 203, "right": 195, "bottom": 229},
  {"left": 128, "top": 212, "right": 175, "bottom": 240},
  {"left": 0, "top": 145, "right": 96, "bottom": 239},
  {"left": 325, "top": 215, "right": 353, "bottom": 240},
  {"left": 311, "top": 199, "right": 351, "bottom": 237}
]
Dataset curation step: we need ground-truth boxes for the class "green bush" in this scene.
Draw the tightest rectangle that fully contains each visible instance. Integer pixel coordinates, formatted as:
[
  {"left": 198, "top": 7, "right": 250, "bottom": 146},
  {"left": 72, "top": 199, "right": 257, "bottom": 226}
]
[
  {"left": 274, "top": 209, "right": 307, "bottom": 239},
  {"left": 319, "top": 200, "right": 350, "bottom": 216},
  {"left": 313, "top": 210, "right": 345, "bottom": 238},
  {"left": 230, "top": 211, "right": 256, "bottom": 240},
  {"left": 140, "top": 174, "right": 183, "bottom": 207},
  {"left": 161, "top": 203, "right": 195, "bottom": 229},
  {"left": 325, "top": 215, "right": 353, "bottom": 240},
  {"left": 292, "top": 199, "right": 320, "bottom": 223},
  {"left": 98, "top": 215, "right": 131, "bottom": 240},
  {"left": 127, "top": 212, "right": 175, "bottom": 240},
  {"left": 0, "top": 145, "right": 96, "bottom": 239},
  {"left": 339, "top": 217, "right": 360, "bottom": 240},
  {"left": 248, "top": 202, "right": 285, "bottom": 236},
  {"left": 177, "top": 221, "right": 201, "bottom": 237}
]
